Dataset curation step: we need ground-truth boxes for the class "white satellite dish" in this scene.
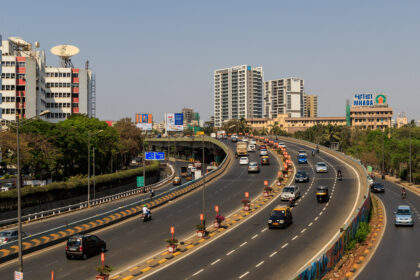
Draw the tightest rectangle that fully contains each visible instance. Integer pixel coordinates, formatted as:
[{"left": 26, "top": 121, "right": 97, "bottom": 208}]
[
  {"left": 9, "top": 37, "right": 32, "bottom": 50},
  {"left": 51, "top": 45, "right": 79, "bottom": 67}
]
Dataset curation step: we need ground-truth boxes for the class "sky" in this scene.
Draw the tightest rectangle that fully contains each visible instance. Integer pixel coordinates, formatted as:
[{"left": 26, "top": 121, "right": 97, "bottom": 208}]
[{"left": 1, "top": 0, "right": 419, "bottom": 123}]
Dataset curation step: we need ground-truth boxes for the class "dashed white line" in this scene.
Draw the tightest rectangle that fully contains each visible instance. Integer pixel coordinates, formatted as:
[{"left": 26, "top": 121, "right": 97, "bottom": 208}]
[
  {"left": 308, "top": 222, "right": 313, "bottom": 227},
  {"left": 292, "top": 235, "right": 298, "bottom": 240},
  {"left": 418, "top": 262, "right": 420, "bottom": 268},
  {"left": 239, "top": 271, "right": 250, "bottom": 279},
  {"left": 261, "top": 228, "right": 268, "bottom": 232},
  {"left": 269, "top": 251, "right": 277, "bottom": 257},
  {"left": 192, "top": 269, "right": 204, "bottom": 276},
  {"left": 315, "top": 217, "right": 319, "bottom": 221},
  {"left": 301, "top": 228, "right": 307, "bottom": 233},
  {"left": 415, "top": 271, "right": 419, "bottom": 277},
  {"left": 211, "top": 259, "right": 221, "bottom": 265},
  {"left": 323, "top": 207, "right": 326, "bottom": 211},
  {"left": 319, "top": 211, "right": 324, "bottom": 216},
  {"left": 226, "top": 249, "right": 235, "bottom": 255},
  {"left": 256, "top": 261, "right": 264, "bottom": 267},
  {"left": 281, "top": 243, "right": 288, "bottom": 249},
  {"left": 240, "top": 242, "right": 247, "bottom": 247},
  {"left": 251, "top": 234, "right": 258, "bottom": 239}
]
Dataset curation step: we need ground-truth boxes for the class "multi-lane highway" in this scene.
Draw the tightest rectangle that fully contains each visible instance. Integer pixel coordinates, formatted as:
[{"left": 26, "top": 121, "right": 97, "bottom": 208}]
[
  {"left": 358, "top": 179, "right": 420, "bottom": 280},
  {"left": 142, "top": 140, "right": 362, "bottom": 280},
  {"left": 0, "top": 141, "right": 280, "bottom": 279}
]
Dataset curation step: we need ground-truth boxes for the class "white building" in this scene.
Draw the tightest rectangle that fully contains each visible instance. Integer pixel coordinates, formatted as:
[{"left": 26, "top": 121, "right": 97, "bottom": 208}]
[
  {"left": 0, "top": 36, "right": 94, "bottom": 127},
  {"left": 214, "top": 65, "right": 264, "bottom": 127},
  {"left": 264, "top": 77, "right": 304, "bottom": 118}
]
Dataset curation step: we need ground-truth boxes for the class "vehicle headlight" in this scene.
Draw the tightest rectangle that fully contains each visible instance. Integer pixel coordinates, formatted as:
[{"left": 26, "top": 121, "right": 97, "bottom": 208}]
[
  {"left": 279, "top": 220, "right": 284, "bottom": 223},
  {"left": 268, "top": 220, "right": 272, "bottom": 223}
]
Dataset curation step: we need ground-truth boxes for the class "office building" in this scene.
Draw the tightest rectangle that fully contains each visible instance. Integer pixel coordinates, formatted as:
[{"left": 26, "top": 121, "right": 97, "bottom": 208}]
[
  {"left": 214, "top": 65, "right": 263, "bottom": 127},
  {"left": 182, "top": 107, "right": 194, "bottom": 124},
  {"left": 303, "top": 93, "right": 318, "bottom": 117},
  {"left": 350, "top": 93, "right": 393, "bottom": 130},
  {"left": 396, "top": 113, "right": 408, "bottom": 128},
  {"left": 0, "top": 36, "right": 94, "bottom": 127},
  {"left": 264, "top": 78, "right": 304, "bottom": 118}
]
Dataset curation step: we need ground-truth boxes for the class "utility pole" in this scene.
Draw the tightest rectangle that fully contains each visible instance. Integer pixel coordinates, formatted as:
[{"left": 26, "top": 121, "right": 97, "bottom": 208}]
[
  {"left": 143, "top": 133, "right": 146, "bottom": 188},
  {"left": 202, "top": 135, "right": 206, "bottom": 230},
  {"left": 93, "top": 146, "right": 96, "bottom": 201},
  {"left": 16, "top": 115, "right": 23, "bottom": 272},
  {"left": 409, "top": 127, "right": 412, "bottom": 184},
  {"left": 87, "top": 132, "right": 91, "bottom": 206}
]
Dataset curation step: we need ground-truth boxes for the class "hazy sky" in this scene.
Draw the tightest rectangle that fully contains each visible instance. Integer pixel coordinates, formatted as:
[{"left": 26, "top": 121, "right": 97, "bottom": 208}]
[{"left": 1, "top": 0, "right": 419, "bottom": 122}]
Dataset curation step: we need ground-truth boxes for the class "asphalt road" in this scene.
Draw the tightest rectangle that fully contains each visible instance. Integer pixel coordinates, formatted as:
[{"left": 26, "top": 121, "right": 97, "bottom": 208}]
[
  {"left": 143, "top": 140, "right": 361, "bottom": 280},
  {"left": 0, "top": 161, "right": 187, "bottom": 237},
  {"left": 0, "top": 140, "right": 280, "bottom": 280},
  {"left": 357, "top": 179, "right": 420, "bottom": 280}
]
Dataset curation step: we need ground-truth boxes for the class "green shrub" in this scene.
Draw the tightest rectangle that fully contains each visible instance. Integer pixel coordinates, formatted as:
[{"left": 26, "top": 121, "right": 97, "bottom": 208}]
[
  {"left": 355, "top": 222, "right": 370, "bottom": 243},
  {"left": 399, "top": 168, "right": 408, "bottom": 180}
]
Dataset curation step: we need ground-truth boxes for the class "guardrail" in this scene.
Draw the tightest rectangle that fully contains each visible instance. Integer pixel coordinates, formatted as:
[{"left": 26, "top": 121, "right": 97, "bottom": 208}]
[
  {"left": 271, "top": 136, "right": 371, "bottom": 280},
  {"left": 0, "top": 138, "right": 232, "bottom": 262},
  {"left": 0, "top": 164, "right": 175, "bottom": 229}
]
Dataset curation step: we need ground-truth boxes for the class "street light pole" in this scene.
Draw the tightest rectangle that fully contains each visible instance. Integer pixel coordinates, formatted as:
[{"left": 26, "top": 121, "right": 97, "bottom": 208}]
[
  {"left": 202, "top": 135, "right": 206, "bottom": 230},
  {"left": 93, "top": 146, "right": 96, "bottom": 201},
  {"left": 87, "top": 132, "right": 91, "bottom": 206},
  {"left": 409, "top": 127, "right": 412, "bottom": 184},
  {"left": 143, "top": 133, "right": 146, "bottom": 188},
  {"left": 16, "top": 115, "right": 23, "bottom": 272}
]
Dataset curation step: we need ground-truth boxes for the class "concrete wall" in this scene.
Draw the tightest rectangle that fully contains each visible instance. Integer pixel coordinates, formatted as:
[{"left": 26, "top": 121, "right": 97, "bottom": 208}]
[
  {"left": 25, "top": 58, "right": 37, "bottom": 118},
  {"left": 78, "top": 69, "right": 90, "bottom": 116}
]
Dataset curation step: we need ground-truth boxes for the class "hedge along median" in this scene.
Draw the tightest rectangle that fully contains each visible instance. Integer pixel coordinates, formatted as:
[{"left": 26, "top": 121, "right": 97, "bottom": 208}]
[{"left": 0, "top": 160, "right": 160, "bottom": 212}]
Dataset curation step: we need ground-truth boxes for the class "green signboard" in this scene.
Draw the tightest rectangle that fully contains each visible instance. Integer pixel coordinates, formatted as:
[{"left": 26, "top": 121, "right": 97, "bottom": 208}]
[
  {"left": 137, "top": 176, "right": 144, "bottom": 187},
  {"left": 367, "top": 166, "right": 373, "bottom": 173}
]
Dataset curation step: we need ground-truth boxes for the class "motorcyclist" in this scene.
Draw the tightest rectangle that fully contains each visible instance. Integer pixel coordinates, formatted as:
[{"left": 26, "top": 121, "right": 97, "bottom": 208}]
[
  {"left": 337, "top": 169, "right": 342, "bottom": 179},
  {"left": 149, "top": 188, "right": 155, "bottom": 198},
  {"left": 142, "top": 204, "right": 151, "bottom": 219},
  {"left": 316, "top": 145, "right": 319, "bottom": 153},
  {"left": 289, "top": 197, "right": 296, "bottom": 207},
  {"left": 312, "top": 149, "right": 315, "bottom": 156},
  {"left": 401, "top": 187, "right": 406, "bottom": 199}
]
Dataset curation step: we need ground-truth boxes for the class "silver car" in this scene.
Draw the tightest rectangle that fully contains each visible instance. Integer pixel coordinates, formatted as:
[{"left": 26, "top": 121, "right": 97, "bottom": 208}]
[
  {"left": 316, "top": 162, "right": 328, "bottom": 173},
  {"left": 395, "top": 205, "right": 414, "bottom": 226},
  {"left": 0, "top": 229, "right": 28, "bottom": 245},
  {"left": 280, "top": 186, "right": 301, "bottom": 201},
  {"left": 248, "top": 162, "right": 260, "bottom": 173}
]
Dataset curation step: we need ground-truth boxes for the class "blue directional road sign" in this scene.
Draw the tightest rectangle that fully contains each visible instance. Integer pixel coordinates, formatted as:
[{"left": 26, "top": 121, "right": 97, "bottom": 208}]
[
  {"left": 145, "top": 152, "right": 155, "bottom": 160},
  {"left": 155, "top": 152, "right": 165, "bottom": 160}
]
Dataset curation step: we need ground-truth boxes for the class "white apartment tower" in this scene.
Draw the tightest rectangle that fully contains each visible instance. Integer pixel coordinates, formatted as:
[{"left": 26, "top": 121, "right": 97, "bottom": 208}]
[
  {"left": 264, "top": 78, "right": 304, "bottom": 118},
  {"left": 214, "top": 65, "right": 263, "bottom": 127},
  {"left": 0, "top": 36, "right": 93, "bottom": 127}
]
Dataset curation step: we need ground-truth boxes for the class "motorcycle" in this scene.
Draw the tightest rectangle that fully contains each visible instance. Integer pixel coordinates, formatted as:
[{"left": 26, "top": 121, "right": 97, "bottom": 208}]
[
  {"left": 401, "top": 191, "right": 406, "bottom": 199},
  {"left": 142, "top": 211, "right": 152, "bottom": 222},
  {"left": 289, "top": 197, "right": 296, "bottom": 207},
  {"left": 337, "top": 172, "right": 342, "bottom": 181}
]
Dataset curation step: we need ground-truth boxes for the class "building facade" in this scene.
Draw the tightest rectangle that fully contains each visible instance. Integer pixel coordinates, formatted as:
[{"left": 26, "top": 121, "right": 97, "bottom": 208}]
[
  {"left": 303, "top": 93, "right": 318, "bottom": 117},
  {"left": 350, "top": 94, "right": 393, "bottom": 130},
  {"left": 0, "top": 36, "right": 93, "bottom": 126},
  {"left": 214, "top": 65, "right": 263, "bottom": 127},
  {"left": 264, "top": 77, "right": 304, "bottom": 118}
]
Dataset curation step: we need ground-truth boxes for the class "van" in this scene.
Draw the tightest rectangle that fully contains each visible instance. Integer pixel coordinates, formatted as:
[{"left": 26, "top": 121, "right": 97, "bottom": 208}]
[{"left": 247, "top": 144, "right": 256, "bottom": 152}]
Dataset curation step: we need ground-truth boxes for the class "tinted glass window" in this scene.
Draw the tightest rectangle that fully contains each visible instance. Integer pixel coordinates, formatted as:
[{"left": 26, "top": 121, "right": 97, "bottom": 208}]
[
  {"left": 271, "top": 210, "right": 285, "bottom": 217},
  {"left": 397, "top": 209, "right": 411, "bottom": 215},
  {"left": 283, "top": 187, "right": 294, "bottom": 192},
  {"left": 67, "top": 238, "right": 81, "bottom": 247},
  {"left": 0, "top": 232, "right": 11, "bottom": 237}
]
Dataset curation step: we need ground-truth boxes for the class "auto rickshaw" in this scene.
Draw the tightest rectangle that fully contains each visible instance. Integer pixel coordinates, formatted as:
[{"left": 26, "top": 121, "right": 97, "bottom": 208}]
[{"left": 316, "top": 186, "right": 329, "bottom": 203}]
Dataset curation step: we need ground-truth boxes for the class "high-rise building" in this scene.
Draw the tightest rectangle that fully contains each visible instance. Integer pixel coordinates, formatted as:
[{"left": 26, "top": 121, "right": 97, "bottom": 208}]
[
  {"left": 0, "top": 36, "right": 93, "bottom": 127},
  {"left": 214, "top": 65, "right": 263, "bottom": 127},
  {"left": 264, "top": 77, "right": 304, "bottom": 118},
  {"left": 182, "top": 107, "right": 194, "bottom": 124},
  {"left": 303, "top": 93, "right": 318, "bottom": 117}
]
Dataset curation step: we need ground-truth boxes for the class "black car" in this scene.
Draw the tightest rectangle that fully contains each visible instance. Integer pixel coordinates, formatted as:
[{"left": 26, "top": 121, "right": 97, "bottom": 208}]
[
  {"left": 371, "top": 183, "right": 385, "bottom": 193},
  {"left": 295, "top": 171, "right": 309, "bottom": 183},
  {"left": 66, "top": 234, "right": 106, "bottom": 260},
  {"left": 268, "top": 206, "right": 293, "bottom": 229}
]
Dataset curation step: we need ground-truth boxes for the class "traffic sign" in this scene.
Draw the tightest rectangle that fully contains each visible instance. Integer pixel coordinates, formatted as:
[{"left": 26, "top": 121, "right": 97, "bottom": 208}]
[
  {"left": 137, "top": 176, "right": 144, "bottom": 187},
  {"left": 145, "top": 152, "right": 165, "bottom": 161},
  {"left": 145, "top": 152, "right": 155, "bottom": 160},
  {"left": 14, "top": 271, "right": 23, "bottom": 280}
]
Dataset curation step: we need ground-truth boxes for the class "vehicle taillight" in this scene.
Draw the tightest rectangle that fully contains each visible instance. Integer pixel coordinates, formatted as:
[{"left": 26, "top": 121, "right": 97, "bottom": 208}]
[
  {"left": 79, "top": 246, "right": 83, "bottom": 251},
  {"left": 4, "top": 238, "right": 8, "bottom": 241},
  {"left": 66, "top": 245, "right": 68, "bottom": 251}
]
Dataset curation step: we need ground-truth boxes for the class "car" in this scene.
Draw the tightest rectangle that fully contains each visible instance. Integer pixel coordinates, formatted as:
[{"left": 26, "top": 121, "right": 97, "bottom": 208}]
[
  {"left": 278, "top": 142, "right": 286, "bottom": 148},
  {"left": 1, "top": 183, "right": 15, "bottom": 192},
  {"left": 268, "top": 205, "right": 293, "bottom": 229},
  {"left": 370, "top": 183, "right": 385, "bottom": 193},
  {"left": 394, "top": 205, "right": 414, "bottom": 226},
  {"left": 247, "top": 144, "right": 256, "bottom": 152},
  {"left": 298, "top": 154, "right": 307, "bottom": 164},
  {"left": 259, "top": 145, "right": 267, "bottom": 150},
  {"left": 231, "top": 136, "right": 238, "bottom": 142},
  {"left": 295, "top": 171, "right": 309, "bottom": 183},
  {"left": 298, "top": 150, "right": 307, "bottom": 156},
  {"left": 367, "top": 176, "right": 374, "bottom": 186},
  {"left": 260, "top": 149, "right": 268, "bottom": 156},
  {"left": 261, "top": 156, "right": 270, "bottom": 165},
  {"left": 280, "top": 186, "right": 301, "bottom": 201},
  {"left": 316, "top": 162, "right": 328, "bottom": 173},
  {"left": 66, "top": 234, "right": 106, "bottom": 259},
  {"left": 0, "top": 229, "right": 28, "bottom": 245},
  {"left": 223, "top": 134, "right": 228, "bottom": 139},
  {"left": 239, "top": 157, "right": 249, "bottom": 165},
  {"left": 242, "top": 137, "right": 249, "bottom": 142},
  {"left": 248, "top": 162, "right": 260, "bottom": 173},
  {"left": 249, "top": 139, "right": 257, "bottom": 145},
  {"left": 173, "top": 176, "right": 181, "bottom": 185}
]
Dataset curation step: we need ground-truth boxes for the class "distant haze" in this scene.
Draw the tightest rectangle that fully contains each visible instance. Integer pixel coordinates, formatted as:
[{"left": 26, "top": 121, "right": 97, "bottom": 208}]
[{"left": 1, "top": 0, "right": 419, "bottom": 122}]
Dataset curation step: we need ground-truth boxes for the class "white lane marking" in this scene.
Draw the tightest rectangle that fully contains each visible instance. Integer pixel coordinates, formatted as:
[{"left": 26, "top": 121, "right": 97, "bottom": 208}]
[
  {"left": 323, "top": 207, "right": 326, "bottom": 211},
  {"left": 226, "top": 249, "right": 235, "bottom": 255},
  {"left": 211, "top": 259, "right": 221, "bottom": 265},
  {"left": 192, "top": 269, "right": 204, "bottom": 276},
  {"left": 251, "top": 234, "right": 258, "bottom": 239},
  {"left": 239, "top": 271, "right": 250, "bottom": 279},
  {"left": 261, "top": 228, "right": 268, "bottom": 232},
  {"left": 256, "top": 261, "right": 264, "bottom": 267},
  {"left": 281, "top": 243, "right": 288, "bottom": 249},
  {"left": 292, "top": 235, "right": 298, "bottom": 241},
  {"left": 308, "top": 222, "right": 313, "bottom": 227},
  {"left": 269, "top": 251, "right": 277, "bottom": 257},
  {"left": 301, "top": 228, "right": 307, "bottom": 233},
  {"left": 240, "top": 241, "right": 247, "bottom": 247},
  {"left": 315, "top": 217, "right": 319, "bottom": 221},
  {"left": 418, "top": 262, "right": 420, "bottom": 268},
  {"left": 319, "top": 211, "right": 323, "bottom": 216},
  {"left": 415, "top": 271, "right": 419, "bottom": 277}
]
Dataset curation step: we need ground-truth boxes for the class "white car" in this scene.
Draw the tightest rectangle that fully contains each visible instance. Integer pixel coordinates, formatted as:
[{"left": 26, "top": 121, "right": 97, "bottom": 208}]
[
  {"left": 260, "top": 149, "right": 268, "bottom": 156},
  {"left": 0, "top": 230, "right": 28, "bottom": 245},
  {"left": 279, "top": 142, "right": 286, "bottom": 148},
  {"left": 242, "top": 137, "right": 249, "bottom": 142},
  {"left": 249, "top": 139, "right": 256, "bottom": 145},
  {"left": 280, "top": 186, "right": 301, "bottom": 201},
  {"left": 239, "top": 157, "right": 249, "bottom": 165},
  {"left": 247, "top": 144, "right": 256, "bottom": 152},
  {"left": 367, "top": 176, "right": 374, "bottom": 186},
  {"left": 316, "top": 162, "right": 328, "bottom": 173}
]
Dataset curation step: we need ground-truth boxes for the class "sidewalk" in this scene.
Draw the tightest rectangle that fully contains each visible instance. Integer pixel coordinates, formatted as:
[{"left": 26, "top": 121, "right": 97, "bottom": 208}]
[{"left": 372, "top": 172, "right": 420, "bottom": 197}]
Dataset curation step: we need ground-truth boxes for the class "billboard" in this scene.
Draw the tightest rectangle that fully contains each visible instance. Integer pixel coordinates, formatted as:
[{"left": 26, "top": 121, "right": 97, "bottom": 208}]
[
  {"left": 166, "top": 113, "right": 184, "bottom": 131},
  {"left": 136, "top": 113, "right": 153, "bottom": 131},
  {"left": 353, "top": 93, "right": 387, "bottom": 107}
]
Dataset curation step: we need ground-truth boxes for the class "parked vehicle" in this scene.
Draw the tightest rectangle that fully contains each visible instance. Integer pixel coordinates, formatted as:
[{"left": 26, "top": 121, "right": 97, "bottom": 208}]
[
  {"left": 394, "top": 205, "right": 414, "bottom": 226},
  {"left": 66, "top": 234, "right": 106, "bottom": 260}
]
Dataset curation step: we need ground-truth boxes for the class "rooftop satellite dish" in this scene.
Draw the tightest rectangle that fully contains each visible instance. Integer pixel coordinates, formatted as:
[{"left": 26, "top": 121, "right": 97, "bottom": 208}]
[
  {"left": 9, "top": 37, "right": 32, "bottom": 50},
  {"left": 50, "top": 44, "right": 79, "bottom": 68},
  {"left": 34, "top": 41, "right": 40, "bottom": 48}
]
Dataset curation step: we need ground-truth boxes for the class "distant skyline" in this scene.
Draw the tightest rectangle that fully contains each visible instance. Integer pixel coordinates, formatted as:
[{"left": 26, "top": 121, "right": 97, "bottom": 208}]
[{"left": 1, "top": 0, "right": 419, "bottom": 122}]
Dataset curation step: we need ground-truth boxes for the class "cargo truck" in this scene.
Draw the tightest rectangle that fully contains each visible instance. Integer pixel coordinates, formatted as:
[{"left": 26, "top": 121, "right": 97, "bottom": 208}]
[{"left": 236, "top": 141, "right": 248, "bottom": 156}]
